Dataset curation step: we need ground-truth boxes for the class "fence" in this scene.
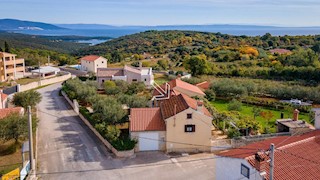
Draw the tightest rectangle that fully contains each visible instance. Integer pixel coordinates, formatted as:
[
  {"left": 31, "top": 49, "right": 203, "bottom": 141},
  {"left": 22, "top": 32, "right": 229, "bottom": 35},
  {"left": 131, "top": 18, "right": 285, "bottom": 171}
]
[{"left": 61, "top": 91, "right": 134, "bottom": 158}]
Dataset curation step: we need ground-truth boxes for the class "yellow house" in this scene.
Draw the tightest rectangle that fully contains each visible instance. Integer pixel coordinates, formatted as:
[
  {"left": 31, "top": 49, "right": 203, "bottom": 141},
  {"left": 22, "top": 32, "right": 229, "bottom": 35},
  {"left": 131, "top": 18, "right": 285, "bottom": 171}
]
[
  {"left": 0, "top": 52, "right": 25, "bottom": 82},
  {"left": 130, "top": 93, "right": 213, "bottom": 152},
  {"left": 160, "top": 94, "right": 213, "bottom": 152}
]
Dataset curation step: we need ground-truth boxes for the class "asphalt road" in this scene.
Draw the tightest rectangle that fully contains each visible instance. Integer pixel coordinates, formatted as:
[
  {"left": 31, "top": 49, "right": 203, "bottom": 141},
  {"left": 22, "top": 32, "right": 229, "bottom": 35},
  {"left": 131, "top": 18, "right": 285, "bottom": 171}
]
[{"left": 37, "top": 83, "right": 216, "bottom": 180}]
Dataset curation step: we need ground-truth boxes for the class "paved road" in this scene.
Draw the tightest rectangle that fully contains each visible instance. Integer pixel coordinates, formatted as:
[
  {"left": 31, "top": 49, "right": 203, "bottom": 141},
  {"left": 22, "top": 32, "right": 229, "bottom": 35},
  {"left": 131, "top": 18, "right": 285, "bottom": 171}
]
[{"left": 37, "top": 83, "right": 216, "bottom": 180}]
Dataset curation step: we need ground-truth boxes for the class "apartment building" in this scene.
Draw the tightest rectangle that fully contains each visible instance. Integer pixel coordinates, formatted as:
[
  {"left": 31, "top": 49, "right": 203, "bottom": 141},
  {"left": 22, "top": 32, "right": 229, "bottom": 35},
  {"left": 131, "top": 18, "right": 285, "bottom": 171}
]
[{"left": 0, "top": 52, "right": 25, "bottom": 82}]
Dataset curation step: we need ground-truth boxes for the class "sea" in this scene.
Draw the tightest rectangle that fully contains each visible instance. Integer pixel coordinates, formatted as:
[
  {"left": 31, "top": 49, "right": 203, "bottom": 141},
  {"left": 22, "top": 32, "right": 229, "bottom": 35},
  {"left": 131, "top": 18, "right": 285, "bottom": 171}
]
[
  {"left": 13, "top": 27, "right": 320, "bottom": 38},
  {"left": 10, "top": 26, "right": 320, "bottom": 45}
]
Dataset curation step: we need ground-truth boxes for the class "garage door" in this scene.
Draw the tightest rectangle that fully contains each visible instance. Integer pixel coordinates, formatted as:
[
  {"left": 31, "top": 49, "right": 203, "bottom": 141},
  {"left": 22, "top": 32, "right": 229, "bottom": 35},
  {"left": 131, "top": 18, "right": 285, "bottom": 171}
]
[{"left": 139, "top": 132, "right": 159, "bottom": 151}]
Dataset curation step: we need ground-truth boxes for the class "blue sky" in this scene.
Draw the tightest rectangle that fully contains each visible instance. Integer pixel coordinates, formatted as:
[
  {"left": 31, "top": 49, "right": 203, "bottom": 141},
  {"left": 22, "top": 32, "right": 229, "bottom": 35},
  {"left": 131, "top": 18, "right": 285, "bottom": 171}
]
[{"left": 0, "top": 0, "right": 319, "bottom": 26}]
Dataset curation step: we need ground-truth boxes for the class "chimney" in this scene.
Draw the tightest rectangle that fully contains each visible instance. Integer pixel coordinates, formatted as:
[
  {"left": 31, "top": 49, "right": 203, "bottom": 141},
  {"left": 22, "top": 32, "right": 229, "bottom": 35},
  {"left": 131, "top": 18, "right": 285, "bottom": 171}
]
[
  {"left": 254, "top": 152, "right": 268, "bottom": 172},
  {"left": 293, "top": 109, "right": 299, "bottom": 121},
  {"left": 197, "top": 100, "right": 203, "bottom": 113}
]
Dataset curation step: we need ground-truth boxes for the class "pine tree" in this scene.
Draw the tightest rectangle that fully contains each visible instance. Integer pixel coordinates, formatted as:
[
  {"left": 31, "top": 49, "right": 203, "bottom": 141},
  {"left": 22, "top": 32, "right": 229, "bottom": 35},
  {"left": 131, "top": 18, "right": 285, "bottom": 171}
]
[{"left": 4, "top": 41, "right": 10, "bottom": 53}]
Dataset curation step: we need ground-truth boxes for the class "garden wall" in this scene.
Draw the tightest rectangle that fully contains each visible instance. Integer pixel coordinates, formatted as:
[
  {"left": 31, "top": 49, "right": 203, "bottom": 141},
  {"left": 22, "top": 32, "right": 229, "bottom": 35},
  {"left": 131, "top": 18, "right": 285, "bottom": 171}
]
[
  {"left": 61, "top": 91, "right": 134, "bottom": 158},
  {"left": 19, "top": 72, "right": 72, "bottom": 92}
]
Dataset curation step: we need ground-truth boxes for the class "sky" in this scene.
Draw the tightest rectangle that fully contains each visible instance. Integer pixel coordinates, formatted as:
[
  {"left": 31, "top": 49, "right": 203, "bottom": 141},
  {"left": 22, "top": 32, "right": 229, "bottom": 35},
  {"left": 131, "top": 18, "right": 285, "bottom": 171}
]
[{"left": 0, "top": 0, "right": 320, "bottom": 27}]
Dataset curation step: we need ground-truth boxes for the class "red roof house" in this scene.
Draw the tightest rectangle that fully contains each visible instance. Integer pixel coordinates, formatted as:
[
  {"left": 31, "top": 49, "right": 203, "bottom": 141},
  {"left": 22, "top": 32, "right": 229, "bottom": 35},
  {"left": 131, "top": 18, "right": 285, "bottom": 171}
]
[
  {"left": 216, "top": 130, "right": 320, "bottom": 180},
  {"left": 0, "top": 107, "right": 24, "bottom": 119}
]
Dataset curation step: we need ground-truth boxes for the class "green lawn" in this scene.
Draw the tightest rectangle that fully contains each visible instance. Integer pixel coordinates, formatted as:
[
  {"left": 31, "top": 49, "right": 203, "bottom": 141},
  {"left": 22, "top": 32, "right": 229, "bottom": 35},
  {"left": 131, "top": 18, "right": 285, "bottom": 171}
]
[{"left": 210, "top": 99, "right": 311, "bottom": 132}]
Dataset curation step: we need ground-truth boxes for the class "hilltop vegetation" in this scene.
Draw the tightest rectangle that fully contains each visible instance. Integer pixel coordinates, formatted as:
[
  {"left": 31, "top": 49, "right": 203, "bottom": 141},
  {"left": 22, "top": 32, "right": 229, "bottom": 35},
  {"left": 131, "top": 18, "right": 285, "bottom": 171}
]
[{"left": 76, "top": 30, "right": 320, "bottom": 83}]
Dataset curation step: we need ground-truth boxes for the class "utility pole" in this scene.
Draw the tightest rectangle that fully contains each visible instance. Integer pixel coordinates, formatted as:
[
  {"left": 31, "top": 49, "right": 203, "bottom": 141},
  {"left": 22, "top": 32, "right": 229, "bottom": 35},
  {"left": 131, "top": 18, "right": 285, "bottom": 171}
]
[
  {"left": 28, "top": 106, "right": 35, "bottom": 171},
  {"left": 47, "top": 55, "right": 50, "bottom": 65},
  {"left": 270, "top": 143, "right": 275, "bottom": 180},
  {"left": 38, "top": 60, "right": 41, "bottom": 83}
]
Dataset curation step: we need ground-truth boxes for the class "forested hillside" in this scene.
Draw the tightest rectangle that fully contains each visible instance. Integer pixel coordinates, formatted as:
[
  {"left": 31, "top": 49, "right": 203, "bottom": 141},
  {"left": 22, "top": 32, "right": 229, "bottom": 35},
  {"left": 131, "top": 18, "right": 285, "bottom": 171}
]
[
  {"left": 0, "top": 32, "right": 98, "bottom": 66},
  {"left": 76, "top": 30, "right": 320, "bottom": 83}
]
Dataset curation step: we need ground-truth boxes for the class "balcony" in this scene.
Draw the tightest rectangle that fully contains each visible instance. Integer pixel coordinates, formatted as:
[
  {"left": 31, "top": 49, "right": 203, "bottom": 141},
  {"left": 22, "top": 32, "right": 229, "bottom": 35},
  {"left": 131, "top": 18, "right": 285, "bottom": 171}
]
[
  {"left": 5, "top": 66, "right": 25, "bottom": 73},
  {"left": 4, "top": 58, "right": 24, "bottom": 66}
]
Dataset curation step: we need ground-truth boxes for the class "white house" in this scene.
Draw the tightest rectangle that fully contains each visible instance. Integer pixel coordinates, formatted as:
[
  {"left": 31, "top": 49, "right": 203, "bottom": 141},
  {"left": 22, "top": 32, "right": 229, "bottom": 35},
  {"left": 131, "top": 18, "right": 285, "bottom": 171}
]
[
  {"left": 80, "top": 55, "right": 107, "bottom": 73},
  {"left": 31, "top": 66, "right": 60, "bottom": 78},
  {"left": 216, "top": 130, "right": 320, "bottom": 180},
  {"left": 97, "top": 65, "right": 154, "bottom": 87}
]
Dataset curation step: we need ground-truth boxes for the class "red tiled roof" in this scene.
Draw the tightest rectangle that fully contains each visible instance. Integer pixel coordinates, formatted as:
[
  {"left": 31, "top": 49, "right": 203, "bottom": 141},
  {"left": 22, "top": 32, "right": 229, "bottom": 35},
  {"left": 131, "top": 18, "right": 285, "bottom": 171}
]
[
  {"left": 153, "top": 78, "right": 205, "bottom": 97},
  {"left": 269, "top": 49, "right": 292, "bottom": 54},
  {"left": 80, "top": 55, "right": 101, "bottom": 62},
  {"left": 159, "top": 94, "right": 212, "bottom": 119},
  {"left": 97, "top": 68, "right": 124, "bottom": 77},
  {"left": 0, "top": 107, "right": 24, "bottom": 119},
  {"left": 218, "top": 130, "right": 320, "bottom": 180},
  {"left": 130, "top": 108, "right": 166, "bottom": 132},
  {"left": 195, "top": 81, "right": 210, "bottom": 90},
  {"left": 1, "top": 93, "right": 8, "bottom": 102}
]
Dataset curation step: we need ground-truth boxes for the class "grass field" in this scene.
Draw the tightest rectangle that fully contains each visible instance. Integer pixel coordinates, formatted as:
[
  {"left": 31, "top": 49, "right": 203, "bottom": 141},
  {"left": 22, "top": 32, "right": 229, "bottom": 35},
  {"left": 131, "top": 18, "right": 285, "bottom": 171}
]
[{"left": 210, "top": 99, "right": 311, "bottom": 133}]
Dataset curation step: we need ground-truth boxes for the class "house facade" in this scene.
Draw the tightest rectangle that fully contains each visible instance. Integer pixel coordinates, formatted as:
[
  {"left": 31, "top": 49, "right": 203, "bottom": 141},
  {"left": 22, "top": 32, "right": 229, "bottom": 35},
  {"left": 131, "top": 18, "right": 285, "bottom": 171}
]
[
  {"left": 97, "top": 65, "right": 154, "bottom": 87},
  {"left": 80, "top": 55, "right": 107, "bottom": 73},
  {"left": 0, "top": 52, "right": 25, "bottom": 82},
  {"left": 160, "top": 94, "right": 213, "bottom": 152}
]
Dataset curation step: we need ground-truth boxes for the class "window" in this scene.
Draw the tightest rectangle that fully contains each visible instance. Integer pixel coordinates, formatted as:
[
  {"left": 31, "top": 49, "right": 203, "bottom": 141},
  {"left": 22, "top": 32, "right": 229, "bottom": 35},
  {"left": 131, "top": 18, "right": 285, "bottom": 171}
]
[
  {"left": 102, "top": 80, "right": 105, "bottom": 83},
  {"left": 145, "top": 78, "right": 147, "bottom": 81},
  {"left": 187, "top": 113, "right": 192, "bottom": 119},
  {"left": 102, "top": 61, "right": 104, "bottom": 63},
  {"left": 132, "top": 79, "right": 137, "bottom": 82},
  {"left": 185, "top": 125, "right": 195, "bottom": 132},
  {"left": 241, "top": 164, "right": 250, "bottom": 179}
]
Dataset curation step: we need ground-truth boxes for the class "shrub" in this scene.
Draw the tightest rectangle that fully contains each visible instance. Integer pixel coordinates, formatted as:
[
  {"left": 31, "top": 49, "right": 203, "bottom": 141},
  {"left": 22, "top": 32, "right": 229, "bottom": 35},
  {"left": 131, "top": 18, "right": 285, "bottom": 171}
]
[
  {"left": 111, "top": 137, "right": 137, "bottom": 151},
  {"left": 105, "top": 126, "right": 121, "bottom": 142},
  {"left": 228, "top": 99, "right": 242, "bottom": 111},
  {"left": 205, "top": 89, "right": 216, "bottom": 101}
]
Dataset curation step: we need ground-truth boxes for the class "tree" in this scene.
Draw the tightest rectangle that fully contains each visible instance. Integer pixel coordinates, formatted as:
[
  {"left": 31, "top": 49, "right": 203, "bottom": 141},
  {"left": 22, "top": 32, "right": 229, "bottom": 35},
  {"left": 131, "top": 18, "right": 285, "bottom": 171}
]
[
  {"left": 93, "top": 97, "right": 126, "bottom": 125},
  {"left": 12, "top": 90, "right": 42, "bottom": 108},
  {"left": 252, "top": 106, "right": 262, "bottom": 120},
  {"left": 0, "top": 113, "right": 37, "bottom": 143},
  {"left": 157, "top": 59, "right": 169, "bottom": 70},
  {"left": 0, "top": 46, "right": 3, "bottom": 52},
  {"left": 4, "top": 41, "right": 10, "bottom": 53},
  {"left": 184, "top": 55, "right": 209, "bottom": 76},
  {"left": 227, "top": 99, "right": 242, "bottom": 111},
  {"left": 103, "top": 80, "right": 121, "bottom": 95},
  {"left": 205, "top": 89, "right": 216, "bottom": 101}
]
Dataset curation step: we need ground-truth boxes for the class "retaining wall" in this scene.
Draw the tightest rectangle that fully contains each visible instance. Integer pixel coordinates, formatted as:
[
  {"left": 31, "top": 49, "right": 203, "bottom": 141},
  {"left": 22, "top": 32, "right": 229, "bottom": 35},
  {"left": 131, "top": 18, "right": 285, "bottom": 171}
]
[{"left": 61, "top": 91, "right": 134, "bottom": 158}]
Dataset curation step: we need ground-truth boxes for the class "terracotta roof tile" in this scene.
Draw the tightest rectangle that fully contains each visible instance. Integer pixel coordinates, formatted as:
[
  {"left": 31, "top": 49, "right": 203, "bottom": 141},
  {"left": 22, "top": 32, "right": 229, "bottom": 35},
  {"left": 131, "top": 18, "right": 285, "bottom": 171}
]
[
  {"left": 0, "top": 107, "right": 24, "bottom": 119},
  {"left": 97, "top": 68, "right": 124, "bottom": 77},
  {"left": 130, "top": 108, "right": 166, "bottom": 131},
  {"left": 195, "top": 81, "right": 210, "bottom": 90},
  {"left": 159, "top": 94, "right": 212, "bottom": 119},
  {"left": 218, "top": 130, "right": 320, "bottom": 180},
  {"left": 153, "top": 78, "right": 205, "bottom": 97},
  {"left": 80, "top": 55, "right": 101, "bottom": 62}
]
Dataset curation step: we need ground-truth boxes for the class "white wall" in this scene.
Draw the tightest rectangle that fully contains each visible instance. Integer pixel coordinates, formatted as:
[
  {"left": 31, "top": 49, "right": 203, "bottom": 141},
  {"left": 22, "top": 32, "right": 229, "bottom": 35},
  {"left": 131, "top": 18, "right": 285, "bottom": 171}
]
[
  {"left": 216, "top": 157, "right": 262, "bottom": 180},
  {"left": 94, "top": 57, "right": 108, "bottom": 73},
  {"left": 131, "top": 131, "right": 166, "bottom": 152}
]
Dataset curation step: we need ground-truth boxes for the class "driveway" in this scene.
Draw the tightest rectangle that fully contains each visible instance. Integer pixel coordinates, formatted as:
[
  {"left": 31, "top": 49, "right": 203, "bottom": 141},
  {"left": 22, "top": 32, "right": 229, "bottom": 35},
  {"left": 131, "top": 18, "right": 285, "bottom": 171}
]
[{"left": 36, "top": 83, "right": 215, "bottom": 180}]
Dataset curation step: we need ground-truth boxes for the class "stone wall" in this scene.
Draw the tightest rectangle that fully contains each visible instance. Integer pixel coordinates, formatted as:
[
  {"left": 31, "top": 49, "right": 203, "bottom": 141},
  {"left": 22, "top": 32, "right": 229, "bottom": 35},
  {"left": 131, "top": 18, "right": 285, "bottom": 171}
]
[{"left": 61, "top": 91, "right": 134, "bottom": 158}]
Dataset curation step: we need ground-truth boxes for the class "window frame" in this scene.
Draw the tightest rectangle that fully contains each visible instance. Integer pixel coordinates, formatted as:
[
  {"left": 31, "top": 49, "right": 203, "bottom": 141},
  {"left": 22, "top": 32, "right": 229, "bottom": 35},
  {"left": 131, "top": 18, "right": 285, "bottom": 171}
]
[
  {"left": 185, "top": 125, "right": 195, "bottom": 133},
  {"left": 240, "top": 163, "right": 250, "bottom": 179},
  {"left": 187, "top": 113, "right": 192, "bottom": 119}
]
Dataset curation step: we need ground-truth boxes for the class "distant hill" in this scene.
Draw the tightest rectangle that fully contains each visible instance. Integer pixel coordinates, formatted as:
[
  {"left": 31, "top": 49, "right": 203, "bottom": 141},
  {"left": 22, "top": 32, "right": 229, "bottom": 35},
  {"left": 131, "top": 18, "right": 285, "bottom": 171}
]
[
  {"left": 0, "top": 31, "right": 88, "bottom": 53},
  {"left": 0, "top": 19, "right": 64, "bottom": 30}
]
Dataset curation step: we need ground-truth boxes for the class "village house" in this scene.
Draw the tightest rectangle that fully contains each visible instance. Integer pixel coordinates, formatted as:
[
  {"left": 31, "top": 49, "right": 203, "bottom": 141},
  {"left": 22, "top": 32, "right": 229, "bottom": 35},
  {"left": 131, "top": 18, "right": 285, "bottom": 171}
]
[
  {"left": 80, "top": 55, "right": 107, "bottom": 73},
  {"left": 276, "top": 109, "right": 314, "bottom": 135},
  {"left": 130, "top": 93, "right": 213, "bottom": 152},
  {"left": 0, "top": 107, "right": 24, "bottom": 119},
  {"left": 153, "top": 78, "right": 205, "bottom": 101},
  {"left": 0, "top": 52, "right": 25, "bottom": 82},
  {"left": 216, "top": 130, "right": 320, "bottom": 180},
  {"left": 96, "top": 65, "right": 154, "bottom": 87}
]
